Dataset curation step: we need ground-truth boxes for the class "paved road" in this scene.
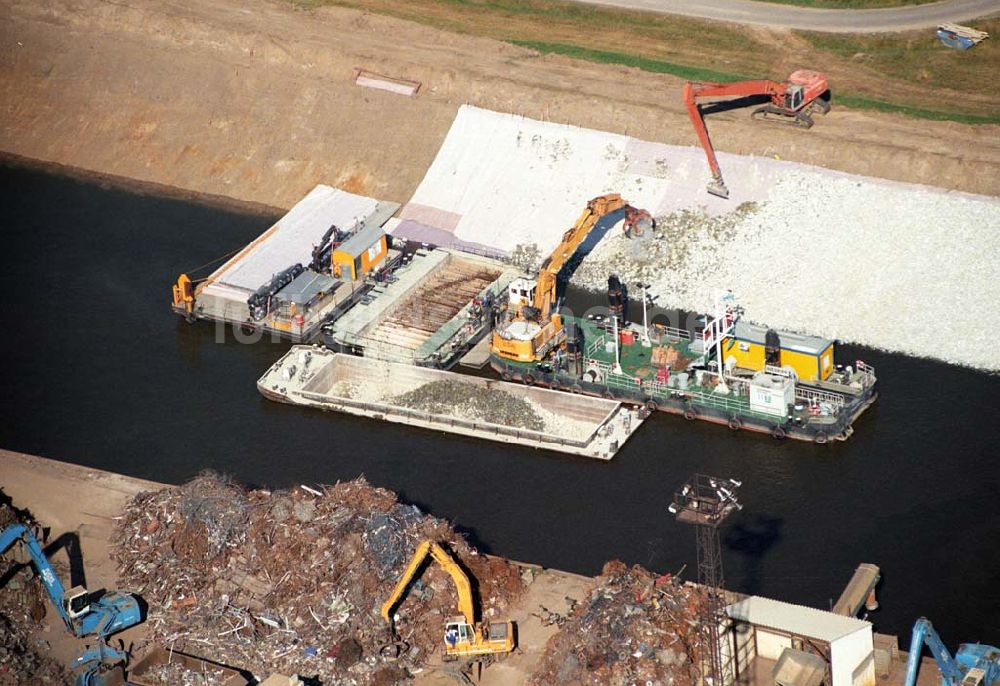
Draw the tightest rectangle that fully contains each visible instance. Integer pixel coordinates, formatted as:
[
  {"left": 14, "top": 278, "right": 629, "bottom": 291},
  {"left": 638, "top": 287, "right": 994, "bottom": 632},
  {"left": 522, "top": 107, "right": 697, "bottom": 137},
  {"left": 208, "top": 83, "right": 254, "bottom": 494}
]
[{"left": 572, "top": 0, "right": 1000, "bottom": 33}]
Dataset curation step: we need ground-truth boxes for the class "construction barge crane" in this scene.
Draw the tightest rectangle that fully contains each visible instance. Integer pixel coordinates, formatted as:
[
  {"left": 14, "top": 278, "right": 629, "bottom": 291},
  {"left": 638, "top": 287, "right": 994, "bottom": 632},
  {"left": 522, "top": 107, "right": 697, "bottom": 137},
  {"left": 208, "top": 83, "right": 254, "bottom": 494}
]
[
  {"left": 489, "top": 230, "right": 878, "bottom": 443},
  {"left": 684, "top": 70, "right": 830, "bottom": 198},
  {"left": 904, "top": 618, "right": 1000, "bottom": 686},
  {"left": 381, "top": 540, "right": 515, "bottom": 664},
  {"left": 491, "top": 193, "right": 652, "bottom": 363}
]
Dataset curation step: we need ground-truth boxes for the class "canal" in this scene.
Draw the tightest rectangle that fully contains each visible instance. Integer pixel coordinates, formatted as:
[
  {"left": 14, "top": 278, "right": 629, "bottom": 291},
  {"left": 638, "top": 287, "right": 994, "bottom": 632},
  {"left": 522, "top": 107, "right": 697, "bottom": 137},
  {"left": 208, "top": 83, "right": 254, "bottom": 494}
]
[{"left": 1, "top": 159, "right": 997, "bottom": 644}]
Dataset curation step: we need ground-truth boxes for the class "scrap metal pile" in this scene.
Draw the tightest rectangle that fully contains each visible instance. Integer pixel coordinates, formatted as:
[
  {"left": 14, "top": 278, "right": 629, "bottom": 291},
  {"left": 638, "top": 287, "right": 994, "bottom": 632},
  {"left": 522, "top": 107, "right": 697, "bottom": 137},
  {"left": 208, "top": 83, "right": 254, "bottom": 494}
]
[
  {"left": 133, "top": 660, "right": 232, "bottom": 685},
  {"left": 529, "top": 561, "right": 704, "bottom": 686},
  {"left": 0, "top": 501, "right": 72, "bottom": 686},
  {"left": 110, "top": 474, "right": 524, "bottom": 684}
]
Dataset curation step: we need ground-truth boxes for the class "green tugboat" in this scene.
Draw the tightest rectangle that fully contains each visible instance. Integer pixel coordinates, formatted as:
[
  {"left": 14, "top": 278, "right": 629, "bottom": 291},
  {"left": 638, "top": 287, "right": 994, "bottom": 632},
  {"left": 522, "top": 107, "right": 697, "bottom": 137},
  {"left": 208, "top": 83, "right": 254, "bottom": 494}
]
[{"left": 488, "top": 194, "right": 877, "bottom": 443}]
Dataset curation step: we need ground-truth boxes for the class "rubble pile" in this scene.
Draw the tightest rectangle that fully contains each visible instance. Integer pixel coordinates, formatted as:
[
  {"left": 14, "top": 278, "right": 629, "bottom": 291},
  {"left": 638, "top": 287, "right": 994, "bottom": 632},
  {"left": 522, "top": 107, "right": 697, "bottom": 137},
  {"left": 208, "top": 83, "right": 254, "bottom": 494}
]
[
  {"left": 111, "top": 474, "right": 524, "bottom": 684},
  {"left": 529, "top": 561, "right": 704, "bottom": 686},
  {"left": 570, "top": 203, "right": 760, "bottom": 302},
  {"left": 0, "top": 501, "right": 73, "bottom": 686},
  {"left": 134, "top": 660, "right": 231, "bottom": 685},
  {"left": 390, "top": 380, "right": 546, "bottom": 431}
]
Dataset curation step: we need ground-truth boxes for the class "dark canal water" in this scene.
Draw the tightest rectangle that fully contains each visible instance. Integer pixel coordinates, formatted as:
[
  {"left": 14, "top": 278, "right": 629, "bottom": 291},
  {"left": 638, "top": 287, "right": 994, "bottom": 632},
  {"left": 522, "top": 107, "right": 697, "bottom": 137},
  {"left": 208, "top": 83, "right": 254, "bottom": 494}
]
[{"left": 1, "top": 160, "right": 997, "bottom": 646}]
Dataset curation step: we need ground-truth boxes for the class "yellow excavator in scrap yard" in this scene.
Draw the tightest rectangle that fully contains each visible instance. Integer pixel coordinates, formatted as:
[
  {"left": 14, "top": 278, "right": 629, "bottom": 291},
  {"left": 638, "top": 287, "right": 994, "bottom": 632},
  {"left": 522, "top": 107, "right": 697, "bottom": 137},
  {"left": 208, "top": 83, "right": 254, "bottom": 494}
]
[
  {"left": 381, "top": 540, "right": 515, "bottom": 662},
  {"left": 491, "top": 193, "right": 653, "bottom": 363}
]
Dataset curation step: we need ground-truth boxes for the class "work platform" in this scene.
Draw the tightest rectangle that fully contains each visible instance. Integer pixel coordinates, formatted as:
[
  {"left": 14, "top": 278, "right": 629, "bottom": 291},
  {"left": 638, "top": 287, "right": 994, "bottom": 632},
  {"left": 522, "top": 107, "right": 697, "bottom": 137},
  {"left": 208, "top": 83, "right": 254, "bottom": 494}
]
[
  {"left": 323, "top": 249, "right": 517, "bottom": 368},
  {"left": 258, "top": 348, "right": 645, "bottom": 459},
  {"left": 177, "top": 185, "right": 400, "bottom": 341}
]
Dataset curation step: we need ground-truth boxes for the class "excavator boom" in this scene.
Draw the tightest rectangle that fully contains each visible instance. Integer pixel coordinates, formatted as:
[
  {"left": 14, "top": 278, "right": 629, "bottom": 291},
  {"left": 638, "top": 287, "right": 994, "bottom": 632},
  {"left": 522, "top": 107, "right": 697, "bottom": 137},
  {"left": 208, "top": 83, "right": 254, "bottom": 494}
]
[
  {"left": 905, "top": 618, "right": 964, "bottom": 686},
  {"left": 686, "top": 79, "right": 785, "bottom": 100},
  {"left": 534, "top": 193, "right": 628, "bottom": 321},
  {"left": 381, "top": 540, "right": 476, "bottom": 628},
  {"left": 683, "top": 82, "right": 730, "bottom": 199},
  {"left": 1, "top": 524, "right": 70, "bottom": 618}
]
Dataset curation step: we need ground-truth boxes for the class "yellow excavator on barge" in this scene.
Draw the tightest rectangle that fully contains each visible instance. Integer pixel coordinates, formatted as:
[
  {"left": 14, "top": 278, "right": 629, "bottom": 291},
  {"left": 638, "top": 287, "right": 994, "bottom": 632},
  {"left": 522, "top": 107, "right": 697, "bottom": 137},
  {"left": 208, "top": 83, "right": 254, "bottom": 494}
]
[{"left": 491, "top": 193, "right": 652, "bottom": 364}]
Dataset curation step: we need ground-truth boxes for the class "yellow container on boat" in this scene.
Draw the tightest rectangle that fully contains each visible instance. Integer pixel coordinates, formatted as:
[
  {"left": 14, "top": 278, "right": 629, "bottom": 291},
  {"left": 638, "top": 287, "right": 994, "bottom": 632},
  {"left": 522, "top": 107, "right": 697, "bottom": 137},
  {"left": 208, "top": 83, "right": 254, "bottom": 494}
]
[{"left": 723, "top": 322, "right": 834, "bottom": 382}]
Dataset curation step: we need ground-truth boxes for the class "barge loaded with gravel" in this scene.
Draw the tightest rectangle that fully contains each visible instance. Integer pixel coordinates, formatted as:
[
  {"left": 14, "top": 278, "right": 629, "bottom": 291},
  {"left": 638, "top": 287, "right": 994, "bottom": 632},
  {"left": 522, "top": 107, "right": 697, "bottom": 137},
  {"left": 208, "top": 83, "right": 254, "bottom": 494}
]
[
  {"left": 258, "top": 346, "right": 646, "bottom": 459},
  {"left": 490, "top": 291, "right": 878, "bottom": 444}
]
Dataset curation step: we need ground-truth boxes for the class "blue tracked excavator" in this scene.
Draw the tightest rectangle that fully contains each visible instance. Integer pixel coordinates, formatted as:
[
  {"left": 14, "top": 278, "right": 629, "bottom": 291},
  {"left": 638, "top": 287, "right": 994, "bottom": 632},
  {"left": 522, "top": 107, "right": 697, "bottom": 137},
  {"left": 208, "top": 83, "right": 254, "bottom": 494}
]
[
  {"left": 1, "top": 524, "right": 142, "bottom": 685},
  {"left": 904, "top": 618, "right": 999, "bottom": 686}
]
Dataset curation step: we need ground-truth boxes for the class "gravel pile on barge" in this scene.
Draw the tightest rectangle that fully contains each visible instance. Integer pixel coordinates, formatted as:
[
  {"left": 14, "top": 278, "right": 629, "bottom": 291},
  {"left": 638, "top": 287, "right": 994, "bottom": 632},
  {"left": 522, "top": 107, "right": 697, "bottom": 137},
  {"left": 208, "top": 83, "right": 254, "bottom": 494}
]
[
  {"left": 390, "top": 379, "right": 547, "bottom": 431},
  {"left": 111, "top": 474, "right": 524, "bottom": 684}
]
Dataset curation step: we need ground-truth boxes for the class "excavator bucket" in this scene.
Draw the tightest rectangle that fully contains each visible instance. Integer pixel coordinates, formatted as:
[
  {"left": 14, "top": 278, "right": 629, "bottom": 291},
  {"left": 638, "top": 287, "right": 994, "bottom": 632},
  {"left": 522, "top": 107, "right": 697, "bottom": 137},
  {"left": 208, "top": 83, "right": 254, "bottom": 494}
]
[
  {"left": 623, "top": 207, "right": 655, "bottom": 239},
  {"left": 707, "top": 179, "right": 730, "bottom": 200}
]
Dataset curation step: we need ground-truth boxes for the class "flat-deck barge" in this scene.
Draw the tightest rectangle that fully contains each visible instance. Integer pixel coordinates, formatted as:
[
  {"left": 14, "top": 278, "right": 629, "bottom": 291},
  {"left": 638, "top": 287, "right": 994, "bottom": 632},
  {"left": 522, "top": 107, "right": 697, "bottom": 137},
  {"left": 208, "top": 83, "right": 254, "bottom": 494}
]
[{"left": 258, "top": 346, "right": 645, "bottom": 459}]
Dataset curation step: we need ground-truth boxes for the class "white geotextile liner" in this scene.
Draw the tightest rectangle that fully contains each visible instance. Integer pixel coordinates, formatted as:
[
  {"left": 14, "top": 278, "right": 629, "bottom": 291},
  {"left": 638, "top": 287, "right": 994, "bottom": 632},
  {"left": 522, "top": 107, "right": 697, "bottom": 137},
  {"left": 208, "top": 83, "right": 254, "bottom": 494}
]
[
  {"left": 579, "top": 173, "right": 1000, "bottom": 372},
  {"left": 398, "top": 106, "right": 1000, "bottom": 371},
  {"left": 215, "top": 185, "right": 379, "bottom": 291}
]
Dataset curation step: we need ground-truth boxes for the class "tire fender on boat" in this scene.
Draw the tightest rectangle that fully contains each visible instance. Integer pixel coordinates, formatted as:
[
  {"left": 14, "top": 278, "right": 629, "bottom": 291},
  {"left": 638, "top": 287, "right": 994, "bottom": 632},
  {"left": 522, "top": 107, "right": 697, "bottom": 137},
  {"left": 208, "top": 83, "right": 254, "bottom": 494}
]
[
  {"left": 683, "top": 407, "right": 697, "bottom": 421},
  {"left": 524, "top": 374, "right": 536, "bottom": 386},
  {"left": 771, "top": 425, "right": 788, "bottom": 440},
  {"left": 501, "top": 370, "right": 513, "bottom": 382},
  {"left": 728, "top": 416, "right": 742, "bottom": 431},
  {"left": 814, "top": 431, "right": 829, "bottom": 445},
  {"left": 645, "top": 399, "right": 658, "bottom": 412}
]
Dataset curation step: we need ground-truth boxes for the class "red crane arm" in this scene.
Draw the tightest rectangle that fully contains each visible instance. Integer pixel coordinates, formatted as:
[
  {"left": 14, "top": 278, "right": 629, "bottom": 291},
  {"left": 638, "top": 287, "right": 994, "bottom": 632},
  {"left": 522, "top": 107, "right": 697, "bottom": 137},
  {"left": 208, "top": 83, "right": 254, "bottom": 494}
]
[
  {"left": 682, "top": 79, "right": 786, "bottom": 198},
  {"left": 682, "top": 81, "right": 724, "bottom": 188}
]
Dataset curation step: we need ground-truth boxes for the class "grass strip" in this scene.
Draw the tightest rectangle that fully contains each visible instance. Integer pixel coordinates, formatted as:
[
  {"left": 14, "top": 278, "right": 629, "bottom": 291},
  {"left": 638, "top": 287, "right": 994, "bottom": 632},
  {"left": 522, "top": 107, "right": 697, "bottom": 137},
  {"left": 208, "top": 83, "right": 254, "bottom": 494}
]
[
  {"left": 511, "top": 41, "right": 751, "bottom": 83},
  {"left": 516, "top": 40, "right": 1000, "bottom": 125}
]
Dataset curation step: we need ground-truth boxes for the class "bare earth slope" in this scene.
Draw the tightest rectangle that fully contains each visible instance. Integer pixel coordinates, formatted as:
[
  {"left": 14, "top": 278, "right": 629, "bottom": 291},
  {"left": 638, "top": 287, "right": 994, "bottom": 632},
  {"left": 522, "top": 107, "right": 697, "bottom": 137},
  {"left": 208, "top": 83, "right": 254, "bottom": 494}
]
[{"left": 1, "top": 0, "right": 998, "bottom": 209}]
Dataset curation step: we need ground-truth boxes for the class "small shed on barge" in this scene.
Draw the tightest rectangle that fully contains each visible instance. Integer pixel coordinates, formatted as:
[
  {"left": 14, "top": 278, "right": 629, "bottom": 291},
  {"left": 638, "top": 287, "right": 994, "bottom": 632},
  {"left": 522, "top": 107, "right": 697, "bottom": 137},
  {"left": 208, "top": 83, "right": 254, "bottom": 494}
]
[{"left": 332, "top": 224, "right": 388, "bottom": 281}]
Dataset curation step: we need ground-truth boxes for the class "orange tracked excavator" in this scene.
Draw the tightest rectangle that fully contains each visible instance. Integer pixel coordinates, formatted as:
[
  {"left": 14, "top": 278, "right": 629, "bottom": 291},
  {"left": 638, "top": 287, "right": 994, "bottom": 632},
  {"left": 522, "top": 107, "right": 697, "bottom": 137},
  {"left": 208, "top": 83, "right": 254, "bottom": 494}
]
[{"left": 684, "top": 70, "right": 831, "bottom": 199}]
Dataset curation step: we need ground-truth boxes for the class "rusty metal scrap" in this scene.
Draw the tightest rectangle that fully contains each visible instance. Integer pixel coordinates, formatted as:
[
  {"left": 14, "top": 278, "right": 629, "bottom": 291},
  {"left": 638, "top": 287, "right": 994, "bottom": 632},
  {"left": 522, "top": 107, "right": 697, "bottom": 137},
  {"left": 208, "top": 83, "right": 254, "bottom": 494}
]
[
  {"left": 528, "top": 560, "right": 705, "bottom": 686},
  {"left": 110, "top": 473, "right": 524, "bottom": 684},
  {"left": 390, "top": 379, "right": 545, "bottom": 431}
]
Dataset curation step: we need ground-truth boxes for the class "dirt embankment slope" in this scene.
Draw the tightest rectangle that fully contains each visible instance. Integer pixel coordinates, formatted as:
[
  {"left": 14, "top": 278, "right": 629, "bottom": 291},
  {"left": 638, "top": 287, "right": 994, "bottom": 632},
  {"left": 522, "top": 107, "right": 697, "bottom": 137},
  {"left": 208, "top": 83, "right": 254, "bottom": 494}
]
[{"left": 1, "top": 0, "right": 997, "bottom": 209}]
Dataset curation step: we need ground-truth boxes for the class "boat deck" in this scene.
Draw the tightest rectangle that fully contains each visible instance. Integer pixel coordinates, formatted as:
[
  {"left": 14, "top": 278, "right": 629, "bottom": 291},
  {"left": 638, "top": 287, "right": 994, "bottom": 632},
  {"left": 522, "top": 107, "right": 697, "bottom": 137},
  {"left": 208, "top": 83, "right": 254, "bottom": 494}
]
[
  {"left": 325, "top": 251, "right": 517, "bottom": 368},
  {"left": 493, "top": 313, "right": 877, "bottom": 442},
  {"left": 577, "top": 316, "right": 700, "bottom": 380},
  {"left": 366, "top": 257, "right": 502, "bottom": 351}
]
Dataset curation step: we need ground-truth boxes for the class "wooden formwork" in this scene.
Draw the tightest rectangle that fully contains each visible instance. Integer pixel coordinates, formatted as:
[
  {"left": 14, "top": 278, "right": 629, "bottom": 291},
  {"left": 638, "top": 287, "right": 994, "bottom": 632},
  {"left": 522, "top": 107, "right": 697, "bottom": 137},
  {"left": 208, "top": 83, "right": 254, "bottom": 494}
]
[{"left": 365, "top": 258, "right": 500, "bottom": 350}]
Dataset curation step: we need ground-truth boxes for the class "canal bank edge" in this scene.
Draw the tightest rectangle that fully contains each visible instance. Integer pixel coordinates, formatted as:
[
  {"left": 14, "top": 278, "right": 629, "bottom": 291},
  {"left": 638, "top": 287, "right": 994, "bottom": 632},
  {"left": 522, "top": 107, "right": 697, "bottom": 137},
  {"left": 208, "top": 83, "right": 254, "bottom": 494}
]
[{"left": 2, "top": 0, "right": 998, "bottom": 212}]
